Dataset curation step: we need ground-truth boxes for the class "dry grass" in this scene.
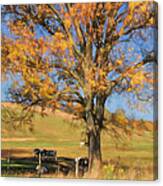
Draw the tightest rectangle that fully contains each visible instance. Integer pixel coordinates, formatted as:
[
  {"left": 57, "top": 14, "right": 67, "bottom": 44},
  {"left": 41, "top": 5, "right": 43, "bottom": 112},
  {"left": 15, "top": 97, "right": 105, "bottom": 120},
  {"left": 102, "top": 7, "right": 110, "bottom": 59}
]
[{"left": 1, "top": 103, "right": 157, "bottom": 180}]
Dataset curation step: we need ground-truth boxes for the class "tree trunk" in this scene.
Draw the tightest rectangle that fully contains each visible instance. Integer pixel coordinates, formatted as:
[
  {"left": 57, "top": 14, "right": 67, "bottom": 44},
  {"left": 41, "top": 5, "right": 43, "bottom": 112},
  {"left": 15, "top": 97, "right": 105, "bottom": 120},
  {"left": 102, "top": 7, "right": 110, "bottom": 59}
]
[
  {"left": 88, "top": 128, "right": 102, "bottom": 172},
  {"left": 85, "top": 94, "right": 106, "bottom": 173}
]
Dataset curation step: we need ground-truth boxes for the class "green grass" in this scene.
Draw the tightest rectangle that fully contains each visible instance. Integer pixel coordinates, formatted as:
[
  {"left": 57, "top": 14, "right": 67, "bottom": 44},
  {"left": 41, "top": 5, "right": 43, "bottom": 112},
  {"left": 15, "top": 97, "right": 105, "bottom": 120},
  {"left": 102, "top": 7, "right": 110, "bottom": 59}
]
[
  {"left": 2, "top": 112, "right": 154, "bottom": 157},
  {"left": 2, "top": 163, "right": 35, "bottom": 168},
  {"left": 1, "top": 110, "right": 156, "bottom": 179},
  {"left": 2, "top": 112, "right": 86, "bottom": 157}
]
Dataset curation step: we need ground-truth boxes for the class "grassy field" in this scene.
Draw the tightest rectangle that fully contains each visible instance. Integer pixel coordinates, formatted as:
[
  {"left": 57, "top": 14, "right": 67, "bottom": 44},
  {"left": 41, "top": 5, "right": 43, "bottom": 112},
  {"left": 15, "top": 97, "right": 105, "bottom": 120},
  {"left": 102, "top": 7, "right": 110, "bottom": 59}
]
[{"left": 1, "top": 108, "right": 157, "bottom": 180}]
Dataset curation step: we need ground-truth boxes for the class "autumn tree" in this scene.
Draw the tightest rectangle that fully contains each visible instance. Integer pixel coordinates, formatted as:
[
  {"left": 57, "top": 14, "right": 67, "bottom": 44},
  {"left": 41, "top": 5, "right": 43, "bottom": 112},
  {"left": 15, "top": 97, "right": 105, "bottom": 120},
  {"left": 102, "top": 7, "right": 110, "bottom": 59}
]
[{"left": 1, "top": 2, "right": 157, "bottom": 171}]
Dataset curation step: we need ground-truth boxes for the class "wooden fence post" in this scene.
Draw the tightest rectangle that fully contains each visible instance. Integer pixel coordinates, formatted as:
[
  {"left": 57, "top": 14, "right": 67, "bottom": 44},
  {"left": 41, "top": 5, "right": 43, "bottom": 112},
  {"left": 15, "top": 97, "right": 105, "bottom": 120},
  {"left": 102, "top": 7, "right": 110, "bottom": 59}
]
[{"left": 75, "top": 157, "right": 81, "bottom": 177}]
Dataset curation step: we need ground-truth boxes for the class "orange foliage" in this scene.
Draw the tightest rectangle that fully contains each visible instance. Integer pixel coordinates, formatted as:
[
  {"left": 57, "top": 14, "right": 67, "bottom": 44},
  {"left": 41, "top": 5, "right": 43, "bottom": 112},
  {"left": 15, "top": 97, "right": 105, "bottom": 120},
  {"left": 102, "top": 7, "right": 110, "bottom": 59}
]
[{"left": 2, "top": 2, "right": 157, "bottom": 116}]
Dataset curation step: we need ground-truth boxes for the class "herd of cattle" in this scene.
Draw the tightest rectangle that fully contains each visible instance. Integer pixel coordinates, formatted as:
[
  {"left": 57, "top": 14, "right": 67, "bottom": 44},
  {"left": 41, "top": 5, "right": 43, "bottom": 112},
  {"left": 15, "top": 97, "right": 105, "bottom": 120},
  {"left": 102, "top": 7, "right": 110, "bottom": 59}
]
[{"left": 2, "top": 148, "right": 89, "bottom": 177}]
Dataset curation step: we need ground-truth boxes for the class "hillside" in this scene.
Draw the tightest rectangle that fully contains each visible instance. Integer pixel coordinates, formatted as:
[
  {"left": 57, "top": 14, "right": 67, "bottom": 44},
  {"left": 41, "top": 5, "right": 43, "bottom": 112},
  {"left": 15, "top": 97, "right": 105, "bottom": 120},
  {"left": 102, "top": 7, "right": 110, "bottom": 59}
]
[
  {"left": 1, "top": 102, "right": 154, "bottom": 159},
  {"left": 1, "top": 102, "right": 156, "bottom": 180}
]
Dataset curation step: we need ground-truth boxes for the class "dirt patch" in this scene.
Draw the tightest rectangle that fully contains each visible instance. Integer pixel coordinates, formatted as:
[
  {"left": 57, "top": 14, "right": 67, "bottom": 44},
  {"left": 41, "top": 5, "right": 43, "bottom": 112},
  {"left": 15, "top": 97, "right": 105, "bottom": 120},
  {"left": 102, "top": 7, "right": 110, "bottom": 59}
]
[
  {"left": 54, "top": 110, "right": 74, "bottom": 120},
  {"left": 2, "top": 102, "right": 75, "bottom": 121},
  {"left": 2, "top": 138, "right": 36, "bottom": 142},
  {"left": 1, "top": 149, "right": 33, "bottom": 158}
]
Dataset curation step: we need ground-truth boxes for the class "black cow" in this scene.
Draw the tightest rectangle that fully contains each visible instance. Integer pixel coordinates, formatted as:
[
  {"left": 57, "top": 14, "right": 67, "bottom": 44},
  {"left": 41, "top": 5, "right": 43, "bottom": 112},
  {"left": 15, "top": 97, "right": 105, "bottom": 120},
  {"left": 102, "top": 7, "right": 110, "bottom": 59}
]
[
  {"left": 76, "top": 157, "right": 89, "bottom": 177},
  {"left": 33, "top": 148, "right": 57, "bottom": 160},
  {"left": 33, "top": 148, "right": 40, "bottom": 157}
]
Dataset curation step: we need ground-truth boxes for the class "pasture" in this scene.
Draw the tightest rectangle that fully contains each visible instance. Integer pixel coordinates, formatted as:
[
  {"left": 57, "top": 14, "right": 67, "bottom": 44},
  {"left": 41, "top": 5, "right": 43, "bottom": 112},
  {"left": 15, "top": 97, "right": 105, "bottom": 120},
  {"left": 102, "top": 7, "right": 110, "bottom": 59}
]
[{"left": 1, "top": 108, "right": 157, "bottom": 180}]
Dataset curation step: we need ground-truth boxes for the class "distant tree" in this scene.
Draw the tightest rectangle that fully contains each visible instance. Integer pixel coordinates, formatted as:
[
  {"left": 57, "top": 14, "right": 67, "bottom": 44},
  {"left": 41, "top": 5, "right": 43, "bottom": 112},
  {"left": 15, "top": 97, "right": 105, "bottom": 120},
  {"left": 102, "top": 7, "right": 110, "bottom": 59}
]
[
  {"left": 1, "top": 2, "right": 157, "bottom": 171},
  {"left": 112, "top": 109, "right": 128, "bottom": 126},
  {"left": 104, "top": 109, "right": 131, "bottom": 148}
]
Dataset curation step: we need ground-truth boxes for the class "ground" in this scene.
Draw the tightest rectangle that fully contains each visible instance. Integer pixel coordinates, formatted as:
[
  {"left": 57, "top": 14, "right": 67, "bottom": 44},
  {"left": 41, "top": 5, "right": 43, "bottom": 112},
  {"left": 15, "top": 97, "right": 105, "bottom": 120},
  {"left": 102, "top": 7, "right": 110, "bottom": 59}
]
[{"left": 1, "top": 105, "right": 157, "bottom": 180}]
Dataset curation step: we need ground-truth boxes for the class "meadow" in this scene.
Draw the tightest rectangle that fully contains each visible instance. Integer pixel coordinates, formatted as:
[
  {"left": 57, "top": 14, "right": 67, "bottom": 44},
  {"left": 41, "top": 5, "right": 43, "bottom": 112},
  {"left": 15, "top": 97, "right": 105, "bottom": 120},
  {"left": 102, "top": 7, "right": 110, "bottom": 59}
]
[{"left": 1, "top": 107, "right": 157, "bottom": 180}]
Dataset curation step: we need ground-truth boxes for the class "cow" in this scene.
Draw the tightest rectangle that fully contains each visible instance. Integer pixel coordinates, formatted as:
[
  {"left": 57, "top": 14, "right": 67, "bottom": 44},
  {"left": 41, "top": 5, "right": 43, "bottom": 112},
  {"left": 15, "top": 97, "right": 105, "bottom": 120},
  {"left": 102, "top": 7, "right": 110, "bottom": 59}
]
[
  {"left": 33, "top": 148, "right": 57, "bottom": 160},
  {"left": 75, "top": 157, "right": 89, "bottom": 177}
]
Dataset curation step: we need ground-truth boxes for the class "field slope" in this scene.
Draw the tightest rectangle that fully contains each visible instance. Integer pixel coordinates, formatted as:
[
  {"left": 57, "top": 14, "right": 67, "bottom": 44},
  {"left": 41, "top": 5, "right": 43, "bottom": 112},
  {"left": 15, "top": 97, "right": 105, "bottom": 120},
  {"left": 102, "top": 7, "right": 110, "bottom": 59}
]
[{"left": 1, "top": 104, "right": 156, "bottom": 180}]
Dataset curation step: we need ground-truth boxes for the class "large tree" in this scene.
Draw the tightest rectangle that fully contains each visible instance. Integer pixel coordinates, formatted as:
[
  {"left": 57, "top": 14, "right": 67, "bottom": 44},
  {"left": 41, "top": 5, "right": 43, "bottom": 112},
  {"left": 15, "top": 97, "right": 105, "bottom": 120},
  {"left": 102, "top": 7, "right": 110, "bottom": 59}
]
[{"left": 1, "top": 2, "right": 157, "bottom": 171}]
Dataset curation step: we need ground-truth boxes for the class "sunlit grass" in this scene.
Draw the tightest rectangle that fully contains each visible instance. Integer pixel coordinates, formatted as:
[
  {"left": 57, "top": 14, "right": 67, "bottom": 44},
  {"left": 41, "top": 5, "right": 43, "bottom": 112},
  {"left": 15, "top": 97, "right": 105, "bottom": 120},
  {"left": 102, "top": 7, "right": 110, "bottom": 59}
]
[{"left": 1, "top": 109, "right": 156, "bottom": 179}]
